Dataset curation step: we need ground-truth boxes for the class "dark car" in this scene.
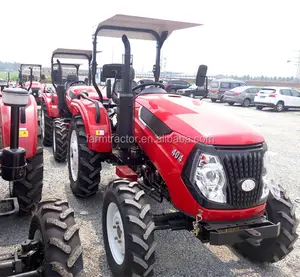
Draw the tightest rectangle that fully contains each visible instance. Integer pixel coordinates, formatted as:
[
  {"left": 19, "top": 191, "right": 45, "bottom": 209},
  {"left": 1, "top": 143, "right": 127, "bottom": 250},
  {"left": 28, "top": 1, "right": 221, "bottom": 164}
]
[
  {"left": 163, "top": 79, "right": 190, "bottom": 93},
  {"left": 176, "top": 84, "right": 207, "bottom": 98}
]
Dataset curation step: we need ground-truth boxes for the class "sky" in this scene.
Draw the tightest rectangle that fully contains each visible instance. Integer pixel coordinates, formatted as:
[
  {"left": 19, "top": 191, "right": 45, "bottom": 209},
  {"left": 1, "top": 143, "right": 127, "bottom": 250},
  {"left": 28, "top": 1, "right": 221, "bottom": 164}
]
[{"left": 1, "top": 0, "right": 300, "bottom": 77}]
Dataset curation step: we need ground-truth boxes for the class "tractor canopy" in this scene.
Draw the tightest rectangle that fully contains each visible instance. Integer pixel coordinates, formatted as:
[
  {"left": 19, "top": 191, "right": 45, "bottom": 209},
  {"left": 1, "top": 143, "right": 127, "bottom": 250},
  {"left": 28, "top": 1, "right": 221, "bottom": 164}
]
[
  {"left": 94, "top": 14, "right": 202, "bottom": 41},
  {"left": 52, "top": 48, "right": 93, "bottom": 61}
]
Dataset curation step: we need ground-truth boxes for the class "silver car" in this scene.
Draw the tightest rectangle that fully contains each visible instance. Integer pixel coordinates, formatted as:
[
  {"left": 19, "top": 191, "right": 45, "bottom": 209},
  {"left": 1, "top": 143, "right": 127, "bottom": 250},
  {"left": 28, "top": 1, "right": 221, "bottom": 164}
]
[{"left": 223, "top": 86, "right": 261, "bottom": 107}]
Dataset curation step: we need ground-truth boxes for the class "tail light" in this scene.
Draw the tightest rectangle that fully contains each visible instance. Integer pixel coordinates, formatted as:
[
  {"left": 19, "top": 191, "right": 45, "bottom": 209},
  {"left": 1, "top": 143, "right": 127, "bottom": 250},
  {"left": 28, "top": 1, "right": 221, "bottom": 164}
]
[
  {"left": 268, "top": 94, "right": 276, "bottom": 97},
  {"left": 216, "top": 90, "right": 220, "bottom": 94},
  {"left": 255, "top": 93, "right": 258, "bottom": 96},
  {"left": 164, "top": 83, "right": 168, "bottom": 89},
  {"left": 235, "top": 92, "right": 241, "bottom": 96}
]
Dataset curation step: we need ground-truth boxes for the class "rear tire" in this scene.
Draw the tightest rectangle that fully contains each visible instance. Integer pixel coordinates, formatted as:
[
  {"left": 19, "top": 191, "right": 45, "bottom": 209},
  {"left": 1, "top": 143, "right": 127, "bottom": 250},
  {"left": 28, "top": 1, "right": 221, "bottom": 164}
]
[
  {"left": 169, "top": 88, "right": 176, "bottom": 93},
  {"left": 233, "top": 188, "right": 298, "bottom": 263},
  {"left": 275, "top": 101, "right": 284, "bottom": 112},
  {"left": 211, "top": 99, "right": 217, "bottom": 102},
  {"left": 242, "top": 98, "right": 251, "bottom": 107},
  {"left": 256, "top": 105, "right": 263, "bottom": 110},
  {"left": 102, "top": 179, "right": 156, "bottom": 277},
  {"left": 68, "top": 115, "right": 102, "bottom": 197},
  {"left": 228, "top": 102, "right": 235, "bottom": 106},
  {"left": 10, "top": 147, "right": 43, "bottom": 214},
  {"left": 41, "top": 102, "right": 53, "bottom": 146},
  {"left": 53, "top": 119, "right": 68, "bottom": 162},
  {"left": 29, "top": 199, "right": 84, "bottom": 276}
]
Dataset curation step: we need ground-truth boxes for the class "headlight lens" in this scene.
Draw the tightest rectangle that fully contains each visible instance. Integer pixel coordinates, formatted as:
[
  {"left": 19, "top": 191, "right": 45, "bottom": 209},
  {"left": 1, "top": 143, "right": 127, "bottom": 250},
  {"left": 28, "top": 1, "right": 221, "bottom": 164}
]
[
  {"left": 192, "top": 153, "right": 227, "bottom": 203},
  {"left": 38, "top": 89, "right": 42, "bottom": 97},
  {"left": 261, "top": 151, "right": 280, "bottom": 200}
]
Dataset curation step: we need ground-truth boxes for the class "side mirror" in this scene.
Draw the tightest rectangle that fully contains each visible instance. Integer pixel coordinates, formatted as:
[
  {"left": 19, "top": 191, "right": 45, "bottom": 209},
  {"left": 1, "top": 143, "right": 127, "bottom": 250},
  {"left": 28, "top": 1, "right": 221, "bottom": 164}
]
[
  {"left": 196, "top": 65, "right": 208, "bottom": 87},
  {"left": 106, "top": 79, "right": 112, "bottom": 98}
]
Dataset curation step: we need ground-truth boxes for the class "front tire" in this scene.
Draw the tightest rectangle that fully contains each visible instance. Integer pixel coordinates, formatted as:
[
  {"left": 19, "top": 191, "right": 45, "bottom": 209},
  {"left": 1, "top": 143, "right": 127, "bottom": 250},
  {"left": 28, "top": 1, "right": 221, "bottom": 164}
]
[
  {"left": 68, "top": 115, "right": 102, "bottom": 197},
  {"left": 41, "top": 102, "right": 53, "bottom": 146},
  {"left": 211, "top": 99, "right": 217, "bottom": 102},
  {"left": 29, "top": 199, "right": 84, "bottom": 276},
  {"left": 53, "top": 119, "right": 68, "bottom": 162},
  {"left": 228, "top": 102, "right": 235, "bottom": 106},
  {"left": 233, "top": 189, "right": 298, "bottom": 263},
  {"left": 10, "top": 147, "right": 43, "bottom": 214},
  {"left": 102, "top": 179, "right": 156, "bottom": 277},
  {"left": 256, "top": 105, "right": 263, "bottom": 110}
]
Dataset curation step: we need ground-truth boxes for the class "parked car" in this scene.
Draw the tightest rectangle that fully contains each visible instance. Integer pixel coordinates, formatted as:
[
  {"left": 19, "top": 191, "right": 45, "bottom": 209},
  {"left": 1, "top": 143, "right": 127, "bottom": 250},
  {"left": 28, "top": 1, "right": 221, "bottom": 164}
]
[
  {"left": 254, "top": 86, "right": 300, "bottom": 112},
  {"left": 163, "top": 79, "right": 190, "bottom": 93},
  {"left": 176, "top": 83, "right": 207, "bottom": 98},
  {"left": 223, "top": 86, "right": 261, "bottom": 107},
  {"left": 136, "top": 79, "right": 154, "bottom": 85},
  {"left": 207, "top": 79, "right": 247, "bottom": 102}
]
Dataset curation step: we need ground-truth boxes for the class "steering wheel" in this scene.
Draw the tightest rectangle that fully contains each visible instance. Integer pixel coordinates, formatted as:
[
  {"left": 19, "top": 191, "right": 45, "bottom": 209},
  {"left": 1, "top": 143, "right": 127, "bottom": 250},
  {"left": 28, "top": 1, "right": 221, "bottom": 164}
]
[
  {"left": 69, "top": 81, "right": 88, "bottom": 87},
  {"left": 132, "top": 82, "right": 165, "bottom": 92}
]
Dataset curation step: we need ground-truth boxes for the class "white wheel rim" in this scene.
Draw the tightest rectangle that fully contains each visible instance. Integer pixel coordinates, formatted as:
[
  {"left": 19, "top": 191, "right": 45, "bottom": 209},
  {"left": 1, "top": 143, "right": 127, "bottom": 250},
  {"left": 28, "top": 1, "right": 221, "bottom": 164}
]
[
  {"left": 53, "top": 125, "right": 56, "bottom": 153},
  {"left": 41, "top": 109, "right": 45, "bottom": 138},
  {"left": 70, "top": 130, "right": 79, "bottom": 181},
  {"left": 107, "top": 202, "right": 125, "bottom": 265}
]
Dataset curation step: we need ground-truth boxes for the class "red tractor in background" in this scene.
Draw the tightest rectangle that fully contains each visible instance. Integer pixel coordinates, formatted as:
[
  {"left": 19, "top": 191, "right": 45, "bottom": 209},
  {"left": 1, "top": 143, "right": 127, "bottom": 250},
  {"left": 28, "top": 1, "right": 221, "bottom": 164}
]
[
  {"left": 41, "top": 48, "right": 113, "bottom": 163},
  {"left": 65, "top": 14, "right": 298, "bottom": 277},
  {"left": 18, "top": 64, "right": 46, "bottom": 105},
  {"left": 0, "top": 87, "right": 84, "bottom": 277}
]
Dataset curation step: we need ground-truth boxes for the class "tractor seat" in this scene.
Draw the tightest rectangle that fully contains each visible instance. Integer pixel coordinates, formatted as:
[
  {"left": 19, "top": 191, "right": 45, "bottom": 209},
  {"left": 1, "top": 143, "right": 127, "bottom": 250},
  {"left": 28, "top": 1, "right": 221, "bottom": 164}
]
[{"left": 64, "top": 74, "right": 79, "bottom": 90}]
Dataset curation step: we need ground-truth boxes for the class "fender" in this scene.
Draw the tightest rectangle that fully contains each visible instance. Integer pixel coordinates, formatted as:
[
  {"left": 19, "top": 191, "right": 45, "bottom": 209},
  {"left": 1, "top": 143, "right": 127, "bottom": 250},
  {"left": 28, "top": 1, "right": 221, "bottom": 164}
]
[
  {"left": 69, "top": 99, "right": 112, "bottom": 153},
  {"left": 42, "top": 92, "right": 60, "bottom": 118},
  {"left": 0, "top": 95, "right": 38, "bottom": 159}
]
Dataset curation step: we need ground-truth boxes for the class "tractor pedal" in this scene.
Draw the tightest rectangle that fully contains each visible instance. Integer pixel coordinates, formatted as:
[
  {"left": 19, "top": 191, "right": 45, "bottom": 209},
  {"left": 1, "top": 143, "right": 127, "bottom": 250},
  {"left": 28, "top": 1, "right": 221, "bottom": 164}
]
[{"left": 0, "top": 198, "right": 19, "bottom": 216}]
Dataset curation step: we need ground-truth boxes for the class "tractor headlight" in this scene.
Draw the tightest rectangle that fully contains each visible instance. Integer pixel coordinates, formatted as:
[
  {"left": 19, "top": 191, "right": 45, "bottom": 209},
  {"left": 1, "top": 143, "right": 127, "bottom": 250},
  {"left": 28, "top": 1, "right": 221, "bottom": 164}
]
[
  {"left": 261, "top": 151, "right": 280, "bottom": 200},
  {"left": 38, "top": 89, "right": 42, "bottom": 97},
  {"left": 191, "top": 153, "right": 227, "bottom": 203}
]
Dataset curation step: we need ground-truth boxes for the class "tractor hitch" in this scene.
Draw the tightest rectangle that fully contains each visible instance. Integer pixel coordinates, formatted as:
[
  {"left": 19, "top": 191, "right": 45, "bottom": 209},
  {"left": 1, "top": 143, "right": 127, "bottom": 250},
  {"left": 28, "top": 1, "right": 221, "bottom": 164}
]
[
  {"left": 0, "top": 239, "right": 43, "bottom": 276},
  {"left": 202, "top": 216, "right": 281, "bottom": 246}
]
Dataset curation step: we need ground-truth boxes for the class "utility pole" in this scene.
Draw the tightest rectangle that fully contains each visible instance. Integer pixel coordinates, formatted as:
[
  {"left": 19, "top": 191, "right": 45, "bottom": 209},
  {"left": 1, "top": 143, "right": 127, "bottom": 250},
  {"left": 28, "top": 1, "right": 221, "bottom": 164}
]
[{"left": 287, "top": 49, "right": 300, "bottom": 82}]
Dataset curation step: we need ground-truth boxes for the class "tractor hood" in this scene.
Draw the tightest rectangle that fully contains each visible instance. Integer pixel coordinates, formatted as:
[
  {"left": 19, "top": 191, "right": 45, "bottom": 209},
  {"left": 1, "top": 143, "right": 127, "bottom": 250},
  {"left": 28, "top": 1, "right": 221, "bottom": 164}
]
[
  {"left": 25, "top": 81, "right": 42, "bottom": 89},
  {"left": 136, "top": 94, "right": 264, "bottom": 145},
  {"left": 71, "top": 85, "right": 109, "bottom": 101}
]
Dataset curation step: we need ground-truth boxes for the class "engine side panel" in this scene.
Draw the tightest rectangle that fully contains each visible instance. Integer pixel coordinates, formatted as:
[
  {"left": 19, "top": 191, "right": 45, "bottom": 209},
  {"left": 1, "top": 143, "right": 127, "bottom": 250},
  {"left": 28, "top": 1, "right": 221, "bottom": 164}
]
[
  {"left": 42, "top": 92, "right": 60, "bottom": 118},
  {"left": 69, "top": 99, "right": 112, "bottom": 153},
  {"left": 134, "top": 102, "right": 265, "bottom": 221},
  {"left": 0, "top": 95, "right": 38, "bottom": 158}
]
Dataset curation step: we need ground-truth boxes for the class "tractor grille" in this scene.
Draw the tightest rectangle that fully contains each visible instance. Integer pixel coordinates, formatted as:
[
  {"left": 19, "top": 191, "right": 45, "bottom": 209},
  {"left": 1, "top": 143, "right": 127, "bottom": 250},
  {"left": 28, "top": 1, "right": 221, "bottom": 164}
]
[
  {"left": 31, "top": 88, "right": 39, "bottom": 98},
  {"left": 219, "top": 147, "right": 264, "bottom": 209}
]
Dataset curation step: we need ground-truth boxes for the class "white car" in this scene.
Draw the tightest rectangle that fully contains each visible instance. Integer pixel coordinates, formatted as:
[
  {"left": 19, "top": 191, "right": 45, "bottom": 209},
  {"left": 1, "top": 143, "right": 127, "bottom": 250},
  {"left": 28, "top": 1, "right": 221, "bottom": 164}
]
[{"left": 254, "top": 86, "right": 300, "bottom": 112}]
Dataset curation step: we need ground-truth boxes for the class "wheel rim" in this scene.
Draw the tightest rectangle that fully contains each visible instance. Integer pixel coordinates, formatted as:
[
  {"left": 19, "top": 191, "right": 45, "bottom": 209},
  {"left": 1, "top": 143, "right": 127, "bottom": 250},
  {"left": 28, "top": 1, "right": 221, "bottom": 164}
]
[
  {"left": 277, "top": 103, "right": 283, "bottom": 111},
  {"left": 41, "top": 109, "right": 45, "bottom": 138},
  {"left": 107, "top": 202, "right": 125, "bottom": 265},
  {"left": 70, "top": 130, "right": 79, "bottom": 182},
  {"left": 190, "top": 94, "right": 194, "bottom": 98},
  {"left": 53, "top": 125, "right": 56, "bottom": 153}
]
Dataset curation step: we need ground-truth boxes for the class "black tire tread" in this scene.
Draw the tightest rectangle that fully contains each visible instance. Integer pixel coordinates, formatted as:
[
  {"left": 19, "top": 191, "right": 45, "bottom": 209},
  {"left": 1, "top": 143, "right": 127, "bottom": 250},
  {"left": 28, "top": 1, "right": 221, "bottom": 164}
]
[
  {"left": 12, "top": 147, "right": 43, "bottom": 214},
  {"left": 233, "top": 189, "right": 298, "bottom": 263},
  {"left": 29, "top": 199, "right": 83, "bottom": 277},
  {"left": 68, "top": 115, "right": 102, "bottom": 197},
  {"left": 53, "top": 119, "right": 68, "bottom": 162},
  {"left": 42, "top": 102, "right": 53, "bottom": 146},
  {"left": 103, "top": 179, "right": 156, "bottom": 277}
]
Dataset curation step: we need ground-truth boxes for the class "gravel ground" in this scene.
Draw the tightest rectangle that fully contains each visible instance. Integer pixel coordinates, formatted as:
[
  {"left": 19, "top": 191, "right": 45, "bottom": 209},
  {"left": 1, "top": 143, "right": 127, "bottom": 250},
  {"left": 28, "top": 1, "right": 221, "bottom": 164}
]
[{"left": 1, "top": 98, "right": 300, "bottom": 277}]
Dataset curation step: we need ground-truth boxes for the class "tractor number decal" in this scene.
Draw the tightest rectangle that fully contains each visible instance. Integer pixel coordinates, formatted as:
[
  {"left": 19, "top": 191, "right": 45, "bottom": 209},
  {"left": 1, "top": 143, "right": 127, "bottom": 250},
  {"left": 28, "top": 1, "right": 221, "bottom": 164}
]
[
  {"left": 96, "top": 130, "right": 104, "bottom": 136},
  {"left": 171, "top": 149, "right": 183, "bottom": 163},
  {"left": 19, "top": 128, "right": 28, "bottom": 138}
]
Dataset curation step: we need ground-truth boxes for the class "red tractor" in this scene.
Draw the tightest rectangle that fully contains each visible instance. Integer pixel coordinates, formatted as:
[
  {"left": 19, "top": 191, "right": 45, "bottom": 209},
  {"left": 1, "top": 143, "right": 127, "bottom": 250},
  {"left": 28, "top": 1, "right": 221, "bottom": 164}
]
[
  {"left": 67, "top": 14, "right": 298, "bottom": 277},
  {"left": 0, "top": 87, "right": 83, "bottom": 276},
  {"left": 18, "top": 64, "right": 45, "bottom": 105},
  {"left": 41, "top": 48, "right": 112, "bottom": 163}
]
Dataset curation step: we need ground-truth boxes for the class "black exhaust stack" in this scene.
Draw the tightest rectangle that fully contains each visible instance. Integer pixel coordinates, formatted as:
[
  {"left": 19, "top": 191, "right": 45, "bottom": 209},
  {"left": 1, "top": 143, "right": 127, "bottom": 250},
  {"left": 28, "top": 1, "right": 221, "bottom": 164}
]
[{"left": 117, "top": 34, "right": 134, "bottom": 149}]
